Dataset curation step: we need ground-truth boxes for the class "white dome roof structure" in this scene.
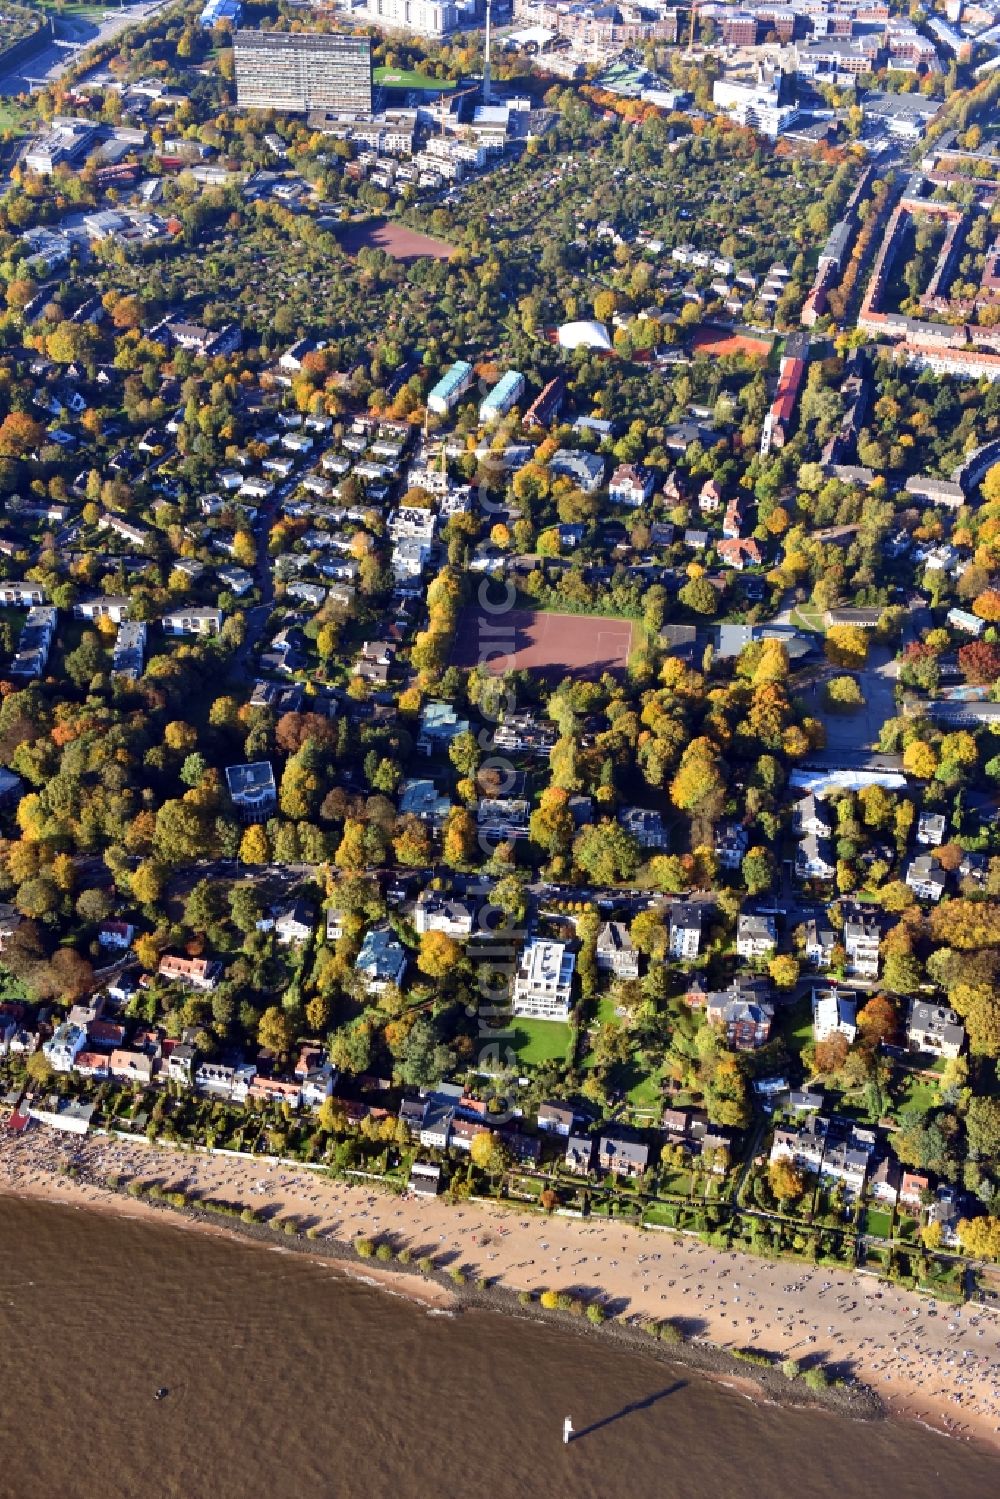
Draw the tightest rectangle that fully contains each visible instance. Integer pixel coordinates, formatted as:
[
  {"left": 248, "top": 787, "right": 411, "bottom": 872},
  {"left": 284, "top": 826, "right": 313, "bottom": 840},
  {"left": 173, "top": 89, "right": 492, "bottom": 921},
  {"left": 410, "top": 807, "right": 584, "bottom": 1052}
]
[{"left": 557, "top": 320, "right": 612, "bottom": 352}]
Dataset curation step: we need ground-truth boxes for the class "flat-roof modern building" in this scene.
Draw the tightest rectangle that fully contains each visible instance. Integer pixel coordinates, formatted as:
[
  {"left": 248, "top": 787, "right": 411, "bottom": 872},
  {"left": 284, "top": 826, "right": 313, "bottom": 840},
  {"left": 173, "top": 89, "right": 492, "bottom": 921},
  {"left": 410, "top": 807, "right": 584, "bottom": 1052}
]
[
  {"left": 428, "top": 359, "right": 474, "bottom": 416},
  {"left": 200, "top": 0, "right": 241, "bottom": 26},
  {"left": 512, "top": 938, "right": 575, "bottom": 1022},
  {"left": 24, "top": 117, "right": 99, "bottom": 176},
  {"left": 225, "top": 761, "right": 277, "bottom": 821},
  {"left": 234, "top": 30, "right": 372, "bottom": 115},
  {"left": 479, "top": 369, "right": 525, "bottom": 424}
]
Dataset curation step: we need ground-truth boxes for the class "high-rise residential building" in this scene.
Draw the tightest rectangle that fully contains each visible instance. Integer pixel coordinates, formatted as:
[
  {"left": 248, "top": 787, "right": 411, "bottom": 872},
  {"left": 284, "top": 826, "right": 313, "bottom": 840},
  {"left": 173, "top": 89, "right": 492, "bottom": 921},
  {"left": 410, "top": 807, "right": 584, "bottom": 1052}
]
[
  {"left": 358, "top": 0, "right": 461, "bottom": 37},
  {"left": 233, "top": 30, "right": 372, "bottom": 115}
]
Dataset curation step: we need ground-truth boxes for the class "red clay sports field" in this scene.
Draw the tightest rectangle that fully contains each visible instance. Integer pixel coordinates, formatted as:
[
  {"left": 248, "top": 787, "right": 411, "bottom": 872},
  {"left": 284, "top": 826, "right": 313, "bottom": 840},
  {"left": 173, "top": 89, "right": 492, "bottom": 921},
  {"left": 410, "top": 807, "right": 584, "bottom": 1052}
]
[{"left": 452, "top": 608, "right": 633, "bottom": 678}]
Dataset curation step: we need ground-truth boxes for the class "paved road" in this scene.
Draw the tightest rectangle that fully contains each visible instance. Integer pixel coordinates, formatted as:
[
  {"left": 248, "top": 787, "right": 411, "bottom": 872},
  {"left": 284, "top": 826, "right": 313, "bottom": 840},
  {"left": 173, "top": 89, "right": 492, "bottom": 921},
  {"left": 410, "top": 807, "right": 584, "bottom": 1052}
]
[
  {"left": 88, "top": 852, "right": 714, "bottom": 921},
  {"left": 230, "top": 473, "right": 300, "bottom": 683},
  {"left": 0, "top": 2, "right": 173, "bottom": 96}
]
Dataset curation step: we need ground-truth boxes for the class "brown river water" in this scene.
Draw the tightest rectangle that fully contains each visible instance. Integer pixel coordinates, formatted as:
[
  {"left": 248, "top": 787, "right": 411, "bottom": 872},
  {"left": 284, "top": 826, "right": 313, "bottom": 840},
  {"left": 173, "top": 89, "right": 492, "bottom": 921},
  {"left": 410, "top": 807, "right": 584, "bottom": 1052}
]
[{"left": 2, "top": 1195, "right": 999, "bottom": 1499}]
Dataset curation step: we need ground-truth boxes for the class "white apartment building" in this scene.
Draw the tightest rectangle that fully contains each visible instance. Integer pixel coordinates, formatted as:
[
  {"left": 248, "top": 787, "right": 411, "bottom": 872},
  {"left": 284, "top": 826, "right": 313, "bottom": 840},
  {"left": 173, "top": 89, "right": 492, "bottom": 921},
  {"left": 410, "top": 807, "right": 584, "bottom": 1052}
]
[
  {"left": 669, "top": 907, "right": 702, "bottom": 960},
  {"left": 844, "top": 916, "right": 880, "bottom": 980},
  {"left": 512, "top": 939, "right": 576, "bottom": 1022},
  {"left": 736, "top": 913, "right": 777, "bottom": 961},
  {"left": 43, "top": 1022, "right": 87, "bottom": 1073},
  {"left": 812, "top": 986, "right": 858, "bottom": 1044}
]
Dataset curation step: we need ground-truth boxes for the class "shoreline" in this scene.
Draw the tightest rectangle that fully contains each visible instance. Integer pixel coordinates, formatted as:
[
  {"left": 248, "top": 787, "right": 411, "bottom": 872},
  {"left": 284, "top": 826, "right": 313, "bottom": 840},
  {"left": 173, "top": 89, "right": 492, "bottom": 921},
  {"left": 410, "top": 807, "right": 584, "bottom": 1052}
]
[
  {"left": 3, "top": 1128, "right": 999, "bottom": 1454},
  {"left": 0, "top": 1168, "right": 878, "bottom": 1428},
  {"left": 0, "top": 1165, "right": 456, "bottom": 1313}
]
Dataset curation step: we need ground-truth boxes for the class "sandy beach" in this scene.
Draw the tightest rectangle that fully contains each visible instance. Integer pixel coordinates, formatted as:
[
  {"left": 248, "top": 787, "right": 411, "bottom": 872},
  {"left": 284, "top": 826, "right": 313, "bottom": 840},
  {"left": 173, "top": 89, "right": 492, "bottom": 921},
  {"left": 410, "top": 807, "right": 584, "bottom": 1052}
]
[{"left": 3, "top": 1127, "right": 999, "bottom": 1453}]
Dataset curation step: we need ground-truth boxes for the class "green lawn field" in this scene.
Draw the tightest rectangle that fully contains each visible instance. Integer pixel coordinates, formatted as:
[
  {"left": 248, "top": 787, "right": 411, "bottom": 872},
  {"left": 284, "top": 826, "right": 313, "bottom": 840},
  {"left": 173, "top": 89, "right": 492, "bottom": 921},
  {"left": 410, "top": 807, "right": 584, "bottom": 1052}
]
[
  {"left": 511, "top": 1019, "right": 573, "bottom": 1066},
  {"left": 374, "top": 67, "right": 457, "bottom": 91}
]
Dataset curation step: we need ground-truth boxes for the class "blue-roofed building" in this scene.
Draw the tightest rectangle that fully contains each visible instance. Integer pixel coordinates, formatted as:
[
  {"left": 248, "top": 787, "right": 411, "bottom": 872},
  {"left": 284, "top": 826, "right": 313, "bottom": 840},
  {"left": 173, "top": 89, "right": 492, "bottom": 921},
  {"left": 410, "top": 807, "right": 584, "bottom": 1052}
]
[
  {"left": 356, "top": 926, "right": 407, "bottom": 994},
  {"left": 427, "top": 360, "right": 474, "bottom": 416},
  {"left": 479, "top": 369, "right": 526, "bottom": 424},
  {"left": 417, "top": 700, "right": 470, "bottom": 757},
  {"left": 199, "top": 0, "right": 241, "bottom": 28},
  {"left": 399, "top": 777, "right": 452, "bottom": 825}
]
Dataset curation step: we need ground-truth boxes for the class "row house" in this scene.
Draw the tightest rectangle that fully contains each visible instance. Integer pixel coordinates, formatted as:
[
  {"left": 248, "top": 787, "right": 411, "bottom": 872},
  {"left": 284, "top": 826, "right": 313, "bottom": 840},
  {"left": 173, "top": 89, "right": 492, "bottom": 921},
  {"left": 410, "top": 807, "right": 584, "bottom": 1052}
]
[
  {"left": 98, "top": 513, "right": 150, "bottom": 547},
  {"left": 162, "top": 607, "right": 223, "bottom": 637},
  {"left": 157, "top": 954, "right": 221, "bottom": 990},
  {"left": 195, "top": 1060, "right": 255, "bottom": 1103},
  {"left": 771, "top": 1115, "right": 875, "bottom": 1197},
  {"left": 10, "top": 607, "right": 57, "bottom": 679}
]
